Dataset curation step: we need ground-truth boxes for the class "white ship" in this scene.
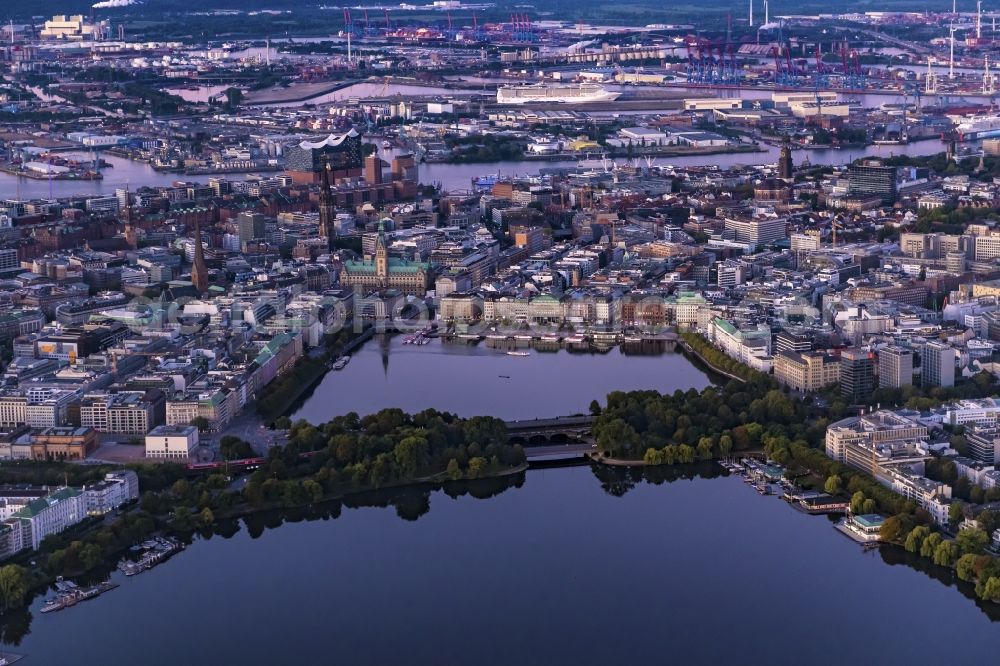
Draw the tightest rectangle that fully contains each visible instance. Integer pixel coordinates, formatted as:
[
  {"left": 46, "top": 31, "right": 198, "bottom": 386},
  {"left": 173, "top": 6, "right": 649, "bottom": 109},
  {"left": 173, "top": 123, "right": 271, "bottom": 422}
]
[
  {"left": 955, "top": 114, "right": 1000, "bottom": 141},
  {"left": 496, "top": 83, "right": 621, "bottom": 105}
]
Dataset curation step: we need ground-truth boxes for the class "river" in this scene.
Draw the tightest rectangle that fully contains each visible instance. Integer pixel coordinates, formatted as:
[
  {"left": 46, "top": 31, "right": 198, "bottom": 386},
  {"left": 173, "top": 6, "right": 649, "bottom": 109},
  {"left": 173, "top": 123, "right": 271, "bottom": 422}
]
[
  {"left": 0, "top": 137, "right": 952, "bottom": 200},
  {"left": 291, "top": 336, "right": 713, "bottom": 423},
  {"left": 3, "top": 464, "right": 998, "bottom": 665}
]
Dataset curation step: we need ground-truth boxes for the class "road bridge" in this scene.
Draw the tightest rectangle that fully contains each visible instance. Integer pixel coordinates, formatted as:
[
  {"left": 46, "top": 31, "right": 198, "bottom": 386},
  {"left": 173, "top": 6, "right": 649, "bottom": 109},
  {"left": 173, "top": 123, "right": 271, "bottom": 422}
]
[{"left": 505, "top": 415, "right": 594, "bottom": 445}]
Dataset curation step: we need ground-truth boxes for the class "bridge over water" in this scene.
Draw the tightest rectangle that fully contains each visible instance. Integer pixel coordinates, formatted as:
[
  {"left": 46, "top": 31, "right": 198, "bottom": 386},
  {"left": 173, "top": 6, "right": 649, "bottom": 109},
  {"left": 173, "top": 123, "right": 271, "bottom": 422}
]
[{"left": 504, "top": 415, "right": 595, "bottom": 445}]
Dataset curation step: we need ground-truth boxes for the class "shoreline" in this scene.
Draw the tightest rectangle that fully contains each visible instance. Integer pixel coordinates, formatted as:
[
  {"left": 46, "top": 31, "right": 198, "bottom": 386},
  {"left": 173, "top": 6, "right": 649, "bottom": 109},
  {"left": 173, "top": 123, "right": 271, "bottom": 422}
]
[
  {"left": 4, "top": 460, "right": 532, "bottom": 613},
  {"left": 676, "top": 337, "right": 748, "bottom": 384}
]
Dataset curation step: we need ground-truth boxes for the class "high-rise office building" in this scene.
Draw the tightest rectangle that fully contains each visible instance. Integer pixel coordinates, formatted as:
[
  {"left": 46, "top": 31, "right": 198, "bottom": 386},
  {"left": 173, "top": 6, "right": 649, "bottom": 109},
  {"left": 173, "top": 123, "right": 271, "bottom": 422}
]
[
  {"left": 722, "top": 217, "right": 787, "bottom": 248},
  {"left": 922, "top": 341, "right": 955, "bottom": 388},
  {"left": 840, "top": 348, "right": 875, "bottom": 403},
  {"left": 775, "top": 329, "right": 813, "bottom": 354},
  {"left": 237, "top": 212, "right": 266, "bottom": 246},
  {"left": 966, "top": 425, "right": 1000, "bottom": 464},
  {"left": 364, "top": 154, "right": 384, "bottom": 184},
  {"left": 848, "top": 160, "right": 897, "bottom": 205},
  {"left": 878, "top": 346, "right": 913, "bottom": 389}
]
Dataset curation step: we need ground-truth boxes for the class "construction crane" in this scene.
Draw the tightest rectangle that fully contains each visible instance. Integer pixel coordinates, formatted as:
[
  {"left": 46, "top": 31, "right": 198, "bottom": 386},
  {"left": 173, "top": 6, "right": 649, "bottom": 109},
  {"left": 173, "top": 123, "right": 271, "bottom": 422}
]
[
  {"left": 108, "top": 349, "right": 166, "bottom": 374},
  {"left": 831, "top": 216, "right": 846, "bottom": 247}
]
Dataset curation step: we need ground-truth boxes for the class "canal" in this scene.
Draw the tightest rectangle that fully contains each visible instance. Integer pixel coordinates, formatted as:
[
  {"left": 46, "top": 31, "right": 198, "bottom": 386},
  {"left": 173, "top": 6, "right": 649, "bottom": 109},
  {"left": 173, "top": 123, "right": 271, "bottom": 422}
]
[
  {"left": 290, "top": 335, "right": 714, "bottom": 423},
  {"left": 4, "top": 464, "right": 998, "bottom": 664}
]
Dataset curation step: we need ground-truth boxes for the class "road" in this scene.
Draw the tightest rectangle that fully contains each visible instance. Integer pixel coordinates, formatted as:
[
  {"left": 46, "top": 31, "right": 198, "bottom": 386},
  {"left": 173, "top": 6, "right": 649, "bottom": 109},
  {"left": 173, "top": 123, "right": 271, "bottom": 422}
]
[{"left": 214, "top": 404, "right": 288, "bottom": 456}]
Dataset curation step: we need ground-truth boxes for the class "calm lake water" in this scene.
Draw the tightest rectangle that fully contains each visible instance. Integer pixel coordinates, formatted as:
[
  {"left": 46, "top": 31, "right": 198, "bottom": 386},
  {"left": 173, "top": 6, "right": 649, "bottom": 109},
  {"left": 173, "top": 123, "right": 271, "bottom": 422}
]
[
  {"left": 5, "top": 464, "right": 999, "bottom": 665},
  {"left": 291, "top": 336, "right": 713, "bottom": 423}
]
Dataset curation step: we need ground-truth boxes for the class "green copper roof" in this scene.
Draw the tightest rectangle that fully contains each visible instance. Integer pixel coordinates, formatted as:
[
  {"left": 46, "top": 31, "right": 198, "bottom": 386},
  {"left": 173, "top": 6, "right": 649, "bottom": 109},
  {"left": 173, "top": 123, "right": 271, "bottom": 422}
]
[
  {"left": 12, "top": 487, "right": 82, "bottom": 519},
  {"left": 343, "top": 259, "right": 429, "bottom": 274}
]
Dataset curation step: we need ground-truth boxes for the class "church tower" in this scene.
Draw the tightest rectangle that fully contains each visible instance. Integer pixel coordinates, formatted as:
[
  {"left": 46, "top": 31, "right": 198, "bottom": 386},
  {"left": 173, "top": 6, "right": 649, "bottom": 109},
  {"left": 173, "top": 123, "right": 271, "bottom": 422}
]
[
  {"left": 375, "top": 219, "right": 389, "bottom": 289},
  {"left": 317, "top": 155, "right": 336, "bottom": 247},
  {"left": 122, "top": 184, "right": 138, "bottom": 250},
  {"left": 191, "top": 217, "right": 209, "bottom": 294},
  {"left": 778, "top": 137, "right": 794, "bottom": 181}
]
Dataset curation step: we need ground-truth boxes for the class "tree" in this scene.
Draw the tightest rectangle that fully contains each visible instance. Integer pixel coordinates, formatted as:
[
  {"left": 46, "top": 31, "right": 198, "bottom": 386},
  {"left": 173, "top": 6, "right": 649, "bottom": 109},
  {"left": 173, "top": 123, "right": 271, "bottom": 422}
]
[
  {"left": 920, "top": 532, "right": 943, "bottom": 558},
  {"left": 303, "top": 479, "right": 323, "bottom": 503},
  {"left": 0, "top": 565, "right": 29, "bottom": 611},
  {"left": 446, "top": 458, "right": 461, "bottom": 481},
  {"left": 850, "top": 491, "right": 866, "bottom": 515},
  {"left": 80, "top": 543, "right": 102, "bottom": 571},
  {"left": 589, "top": 400, "right": 602, "bottom": 416},
  {"left": 861, "top": 498, "right": 876, "bottom": 514},
  {"left": 718, "top": 434, "right": 733, "bottom": 457},
  {"left": 696, "top": 437, "right": 713, "bottom": 461},
  {"left": 980, "top": 576, "right": 1000, "bottom": 602},
  {"left": 933, "top": 540, "right": 959, "bottom": 568},
  {"left": 393, "top": 436, "right": 427, "bottom": 478},
  {"left": 956, "top": 553, "right": 981, "bottom": 581},
  {"left": 956, "top": 527, "right": 990, "bottom": 555},
  {"left": 950, "top": 501, "right": 966, "bottom": 525},
  {"left": 977, "top": 509, "right": 1000, "bottom": 535},
  {"left": 643, "top": 448, "right": 664, "bottom": 465},
  {"left": 223, "top": 86, "right": 243, "bottom": 112},
  {"left": 220, "top": 436, "right": 254, "bottom": 460},
  {"left": 199, "top": 507, "right": 214, "bottom": 526},
  {"left": 171, "top": 479, "right": 190, "bottom": 499},
  {"left": 905, "top": 526, "right": 930, "bottom": 553},
  {"left": 189, "top": 416, "right": 210, "bottom": 432},
  {"left": 467, "top": 457, "right": 486, "bottom": 479},
  {"left": 880, "top": 515, "right": 904, "bottom": 542},
  {"left": 824, "top": 474, "right": 842, "bottom": 495}
]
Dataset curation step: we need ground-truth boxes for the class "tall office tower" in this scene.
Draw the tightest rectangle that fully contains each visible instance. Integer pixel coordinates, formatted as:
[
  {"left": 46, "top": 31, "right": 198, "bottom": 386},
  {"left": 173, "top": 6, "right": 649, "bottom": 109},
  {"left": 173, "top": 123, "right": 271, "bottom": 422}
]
[
  {"left": 878, "top": 346, "right": 913, "bottom": 388},
  {"left": 922, "top": 341, "right": 955, "bottom": 388},
  {"left": 840, "top": 347, "right": 875, "bottom": 403}
]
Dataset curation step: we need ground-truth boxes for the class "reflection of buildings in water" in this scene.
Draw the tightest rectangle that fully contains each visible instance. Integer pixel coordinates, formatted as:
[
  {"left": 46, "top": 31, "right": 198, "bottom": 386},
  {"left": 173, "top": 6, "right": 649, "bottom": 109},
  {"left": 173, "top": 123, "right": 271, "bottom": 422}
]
[
  {"left": 619, "top": 338, "right": 675, "bottom": 356},
  {"left": 379, "top": 332, "right": 390, "bottom": 376}
]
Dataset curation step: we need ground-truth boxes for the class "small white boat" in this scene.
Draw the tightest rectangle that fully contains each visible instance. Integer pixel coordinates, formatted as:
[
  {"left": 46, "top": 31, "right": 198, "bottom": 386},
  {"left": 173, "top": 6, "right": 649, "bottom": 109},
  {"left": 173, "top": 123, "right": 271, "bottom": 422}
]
[{"left": 506, "top": 351, "right": 530, "bottom": 357}]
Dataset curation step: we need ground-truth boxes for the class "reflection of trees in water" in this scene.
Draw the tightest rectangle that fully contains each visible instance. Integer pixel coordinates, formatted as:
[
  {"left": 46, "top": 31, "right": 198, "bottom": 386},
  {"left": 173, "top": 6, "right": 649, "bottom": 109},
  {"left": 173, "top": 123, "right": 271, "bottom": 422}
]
[
  {"left": 879, "top": 545, "right": 1000, "bottom": 622},
  {"left": 232, "top": 473, "right": 528, "bottom": 539},
  {"left": 589, "top": 464, "right": 637, "bottom": 497},
  {"left": 0, "top": 608, "right": 30, "bottom": 646},
  {"left": 9, "top": 463, "right": 1000, "bottom": 644},
  {"left": 446, "top": 473, "right": 526, "bottom": 501},
  {"left": 589, "top": 461, "right": 723, "bottom": 497},
  {"left": 395, "top": 493, "right": 431, "bottom": 521},
  {"left": 641, "top": 462, "right": 723, "bottom": 486}
]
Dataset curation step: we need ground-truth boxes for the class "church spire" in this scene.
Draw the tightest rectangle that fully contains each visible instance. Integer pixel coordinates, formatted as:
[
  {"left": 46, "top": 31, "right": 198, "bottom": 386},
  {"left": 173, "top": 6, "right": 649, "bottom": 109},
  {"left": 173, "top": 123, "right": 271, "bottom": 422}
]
[
  {"left": 191, "top": 217, "right": 208, "bottom": 294},
  {"left": 318, "top": 155, "right": 335, "bottom": 247},
  {"left": 122, "top": 183, "right": 138, "bottom": 249}
]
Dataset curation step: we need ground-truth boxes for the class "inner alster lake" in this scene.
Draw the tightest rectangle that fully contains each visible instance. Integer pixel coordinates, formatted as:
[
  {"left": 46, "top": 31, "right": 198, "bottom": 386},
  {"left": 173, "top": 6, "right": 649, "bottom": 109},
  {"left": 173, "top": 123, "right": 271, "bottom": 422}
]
[{"left": 291, "top": 335, "right": 714, "bottom": 423}]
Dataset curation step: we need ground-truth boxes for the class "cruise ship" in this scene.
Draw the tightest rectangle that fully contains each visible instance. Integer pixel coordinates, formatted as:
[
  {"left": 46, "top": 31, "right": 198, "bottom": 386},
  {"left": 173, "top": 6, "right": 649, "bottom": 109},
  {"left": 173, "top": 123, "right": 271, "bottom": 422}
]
[
  {"left": 496, "top": 83, "right": 621, "bottom": 105},
  {"left": 955, "top": 114, "right": 1000, "bottom": 141}
]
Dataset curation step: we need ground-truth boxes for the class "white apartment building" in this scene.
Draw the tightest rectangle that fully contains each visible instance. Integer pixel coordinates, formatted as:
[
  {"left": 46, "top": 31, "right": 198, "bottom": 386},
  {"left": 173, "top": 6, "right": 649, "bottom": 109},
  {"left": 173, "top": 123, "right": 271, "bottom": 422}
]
[{"left": 83, "top": 471, "right": 140, "bottom": 515}]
